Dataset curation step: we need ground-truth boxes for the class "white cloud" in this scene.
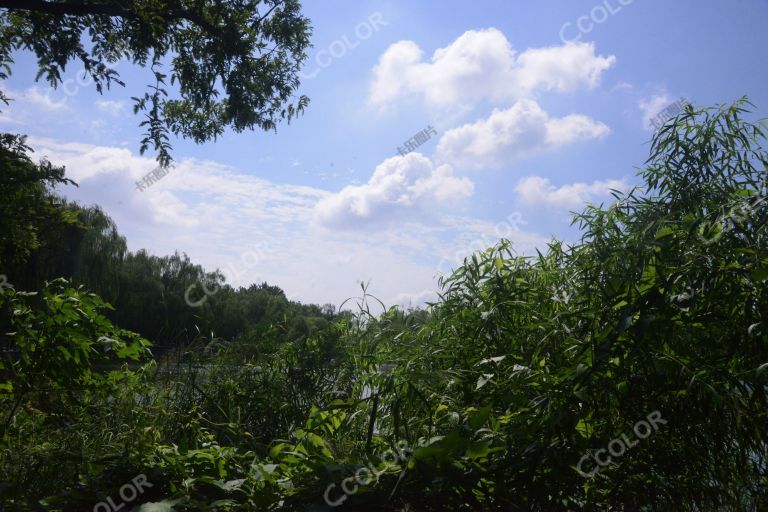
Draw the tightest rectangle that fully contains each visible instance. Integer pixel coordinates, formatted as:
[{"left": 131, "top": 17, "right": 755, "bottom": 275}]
[
  {"left": 369, "top": 29, "right": 615, "bottom": 110},
  {"left": 313, "top": 153, "right": 474, "bottom": 230},
  {"left": 638, "top": 92, "right": 672, "bottom": 130},
  {"left": 436, "top": 99, "right": 609, "bottom": 168},
  {"left": 31, "top": 138, "right": 150, "bottom": 182},
  {"left": 0, "top": 110, "right": 25, "bottom": 126},
  {"left": 610, "top": 81, "right": 634, "bottom": 92},
  {"left": 26, "top": 138, "right": 551, "bottom": 308},
  {"left": 515, "top": 175, "right": 628, "bottom": 210},
  {"left": 19, "top": 87, "right": 67, "bottom": 111},
  {"left": 95, "top": 99, "right": 127, "bottom": 116}
]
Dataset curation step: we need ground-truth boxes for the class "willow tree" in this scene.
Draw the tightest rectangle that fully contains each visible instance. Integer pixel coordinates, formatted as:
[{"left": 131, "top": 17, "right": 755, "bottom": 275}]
[
  {"left": 0, "top": 0, "right": 312, "bottom": 164},
  {"left": 0, "top": 134, "right": 75, "bottom": 268}
]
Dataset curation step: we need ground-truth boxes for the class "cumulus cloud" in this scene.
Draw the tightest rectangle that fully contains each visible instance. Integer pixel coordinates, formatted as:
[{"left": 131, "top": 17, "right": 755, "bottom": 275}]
[
  {"left": 369, "top": 29, "right": 615, "bottom": 110},
  {"left": 314, "top": 153, "right": 474, "bottom": 230},
  {"left": 32, "top": 138, "right": 150, "bottom": 182},
  {"left": 436, "top": 99, "right": 609, "bottom": 168},
  {"left": 515, "top": 175, "right": 628, "bottom": 210}
]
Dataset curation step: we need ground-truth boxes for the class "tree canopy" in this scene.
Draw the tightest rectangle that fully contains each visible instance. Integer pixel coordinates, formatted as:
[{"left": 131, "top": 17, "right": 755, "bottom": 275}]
[{"left": 0, "top": 0, "right": 312, "bottom": 164}]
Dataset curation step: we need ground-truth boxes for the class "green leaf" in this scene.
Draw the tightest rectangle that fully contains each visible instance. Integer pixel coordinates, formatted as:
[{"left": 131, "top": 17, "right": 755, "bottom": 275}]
[
  {"left": 476, "top": 355, "right": 506, "bottom": 366},
  {"left": 655, "top": 226, "right": 675, "bottom": 239},
  {"left": 476, "top": 373, "right": 493, "bottom": 390},
  {"left": 465, "top": 440, "right": 491, "bottom": 459},
  {"left": 136, "top": 498, "right": 186, "bottom": 512},
  {"left": 215, "top": 479, "right": 246, "bottom": 491},
  {"left": 269, "top": 443, "right": 289, "bottom": 459},
  {"left": 575, "top": 418, "right": 591, "bottom": 438},
  {"left": 468, "top": 406, "right": 492, "bottom": 430}
]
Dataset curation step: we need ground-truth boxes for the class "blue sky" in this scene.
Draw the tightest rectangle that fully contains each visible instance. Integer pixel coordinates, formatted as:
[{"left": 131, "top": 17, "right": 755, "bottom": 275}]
[{"left": 2, "top": 0, "right": 767, "bottom": 308}]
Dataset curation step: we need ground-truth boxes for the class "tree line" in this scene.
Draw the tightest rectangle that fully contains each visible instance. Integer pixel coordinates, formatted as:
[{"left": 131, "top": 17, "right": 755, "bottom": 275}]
[{"left": 0, "top": 134, "right": 343, "bottom": 355}]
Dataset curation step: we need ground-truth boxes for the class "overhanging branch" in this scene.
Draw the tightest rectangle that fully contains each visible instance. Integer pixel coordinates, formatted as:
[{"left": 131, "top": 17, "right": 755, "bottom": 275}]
[
  {"left": 0, "top": 0, "right": 133, "bottom": 18},
  {"left": 0, "top": 0, "right": 217, "bottom": 33}
]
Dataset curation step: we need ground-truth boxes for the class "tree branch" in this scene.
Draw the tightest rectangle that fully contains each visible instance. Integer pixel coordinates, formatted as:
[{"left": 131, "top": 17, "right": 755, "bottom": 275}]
[
  {"left": 256, "top": 0, "right": 283, "bottom": 25},
  {"left": 0, "top": 0, "right": 132, "bottom": 18},
  {"left": 0, "top": 0, "right": 217, "bottom": 33}
]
